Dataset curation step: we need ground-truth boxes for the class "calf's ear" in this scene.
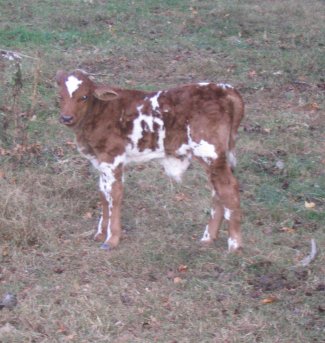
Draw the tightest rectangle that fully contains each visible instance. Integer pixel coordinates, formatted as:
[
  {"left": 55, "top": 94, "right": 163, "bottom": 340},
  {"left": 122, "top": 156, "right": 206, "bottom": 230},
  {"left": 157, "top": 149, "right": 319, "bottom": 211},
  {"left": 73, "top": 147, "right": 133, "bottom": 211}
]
[
  {"left": 94, "top": 86, "right": 119, "bottom": 101},
  {"left": 55, "top": 70, "right": 67, "bottom": 85}
]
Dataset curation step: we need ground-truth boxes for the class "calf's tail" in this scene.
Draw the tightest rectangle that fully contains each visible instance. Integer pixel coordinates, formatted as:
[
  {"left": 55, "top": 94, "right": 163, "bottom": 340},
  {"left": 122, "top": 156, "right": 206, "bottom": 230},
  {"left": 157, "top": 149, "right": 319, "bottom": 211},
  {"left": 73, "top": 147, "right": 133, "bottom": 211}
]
[{"left": 226, "top": 90, "right": 244, "bottom": 169}]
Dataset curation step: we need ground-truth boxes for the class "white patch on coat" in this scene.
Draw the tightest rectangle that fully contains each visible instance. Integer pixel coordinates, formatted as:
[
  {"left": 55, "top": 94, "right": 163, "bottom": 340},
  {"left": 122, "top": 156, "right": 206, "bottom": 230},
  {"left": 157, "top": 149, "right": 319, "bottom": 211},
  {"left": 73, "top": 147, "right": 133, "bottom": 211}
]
[
  {"left": 161, "top": 157, "right": 190, "bottom": 182},
  {"left": 176, "top": 143, "right": 190, "bottom": 156},
  {"left": 149, "top": 91, "right": 162, "bottom": 111},
  {"left": 96, "top": 155, "right": 126, "bottom": 243},
  {"left": 224, "top": 207, "right": 232, "bottom": 221},
  {"left": 192, "top": 140, "right": 218, "bottom": 163},
  {"left": 66, "top": 76, "right": 83, "bottom": 97},
  {"left": 210, "top": 208, "right": 216, "bottom": 218},
  {"left": 198, "top": 82, "right": 210, "bottom": 86},
  {"left": 187, "top": 126, "right": 218, "bottom": 164},
  {"left": 227, "top": 150, "right": 237, "bottom": 168},
  {"left": 228, "top": 237, "right": 239, "bottom": 251},
  {"left": 217, "top": 83, "right": 233, "bottom": 90},
  {"left": 76, "top": 144, "right": 101, "bottom": 170},
  {"left": 201, "top": 225, "right": 211, "bottom": 242},
  {"left": 126, "top": 105, "right": 166, "bottom": 164},
  {"left": 176, "top": 126, "right": 218, "bottom": 164}
]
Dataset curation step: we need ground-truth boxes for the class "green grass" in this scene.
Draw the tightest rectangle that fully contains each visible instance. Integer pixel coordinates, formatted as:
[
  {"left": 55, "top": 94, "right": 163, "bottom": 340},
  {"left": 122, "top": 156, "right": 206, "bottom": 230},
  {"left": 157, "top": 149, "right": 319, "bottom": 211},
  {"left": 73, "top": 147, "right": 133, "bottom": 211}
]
[{"left": 0, "top": 0, "right": 324, "bottom": 342}]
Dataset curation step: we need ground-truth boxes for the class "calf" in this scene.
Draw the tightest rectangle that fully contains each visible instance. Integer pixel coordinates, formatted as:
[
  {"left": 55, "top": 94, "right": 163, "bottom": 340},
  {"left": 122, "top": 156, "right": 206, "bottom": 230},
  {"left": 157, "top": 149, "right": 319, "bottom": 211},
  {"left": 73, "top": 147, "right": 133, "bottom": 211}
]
[{"left": 56, "top": 70, "right": 244, "bottom": 252}]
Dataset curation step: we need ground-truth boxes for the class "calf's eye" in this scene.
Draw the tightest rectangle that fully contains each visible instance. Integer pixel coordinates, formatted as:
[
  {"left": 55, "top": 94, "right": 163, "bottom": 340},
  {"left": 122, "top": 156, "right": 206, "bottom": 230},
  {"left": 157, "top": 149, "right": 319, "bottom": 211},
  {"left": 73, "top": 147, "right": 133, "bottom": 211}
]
[{"left": 81, "top": 95, "right": 88, "bottom": 101}]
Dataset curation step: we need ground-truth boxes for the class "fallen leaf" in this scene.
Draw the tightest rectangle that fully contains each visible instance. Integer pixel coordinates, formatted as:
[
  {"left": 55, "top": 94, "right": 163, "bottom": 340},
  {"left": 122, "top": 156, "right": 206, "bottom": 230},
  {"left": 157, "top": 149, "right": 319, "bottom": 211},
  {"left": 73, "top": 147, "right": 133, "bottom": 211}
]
[
  {"left": 174, "top": 193, "right": 188, "bottom": 202},
  {"left": 280, "top": 227, "right": 295, "bottom": 233},
  {"left": 173, "top": 277, "right": 182, "bottom": 284},
  {"left": 178, "top": 265, "right": 188, "bottom": 273},
  {"left": 305, "top": 201, "right": 316, "bottom": 209},
  {"left": 261, "top": 295, "right": 278, "bottom": 304},
  {"left": 83, "top": 212, "right": 93, "bottom": 219},
  {"left": 57, "top": 322, "right": 69, "bottom": 334},
  {"left": 2, "top": 246, "right": 9, "bottom": 257},
  {"left": 65, "top": 141, "right": 76, "bottom": 148},
  {"left": 303, "top": 102, "right": 320, "bottom": 111},
  {"left": 53, "top": 267, "right": 65, "bottom": 274}
]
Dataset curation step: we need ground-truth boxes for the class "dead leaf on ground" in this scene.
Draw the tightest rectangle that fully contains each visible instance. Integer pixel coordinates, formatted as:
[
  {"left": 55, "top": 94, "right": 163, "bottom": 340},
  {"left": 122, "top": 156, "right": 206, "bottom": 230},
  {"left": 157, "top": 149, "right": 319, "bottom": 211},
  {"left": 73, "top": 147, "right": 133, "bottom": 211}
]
[
  {"left": 178, "top": 264, "right": 188, "bottom": 273},
  {"left": 83, "top": 212, "right": 93, "bottom": 219},
  {"left": 2, "top": 246, "right": 9, "bottom": 257},
  {"left": 57, "top": 322, "right": 69, "bottom": 335},
  {"left": 305, "top": 201, "right": 316, "bottom": 209},
  {"left": 302, "top": 102, "right": 320, "bottom": 111},
  {"left": 65, "top": 141, "right": 76, "bottom": 148},
  {"left": 280, "top": 227, "right": 295, "bottom": 233},
  {"left": 174, "top": 193, "right": 188, "bottom": 202},
  {"left": 261, "top": 295, "right": 278, "bottom": 304},
  {"left": 173, "top": 277, "right": 182, "bottom": 284},
  {"left": 53, "top": 267, "right": 65, "bottom": 274}
]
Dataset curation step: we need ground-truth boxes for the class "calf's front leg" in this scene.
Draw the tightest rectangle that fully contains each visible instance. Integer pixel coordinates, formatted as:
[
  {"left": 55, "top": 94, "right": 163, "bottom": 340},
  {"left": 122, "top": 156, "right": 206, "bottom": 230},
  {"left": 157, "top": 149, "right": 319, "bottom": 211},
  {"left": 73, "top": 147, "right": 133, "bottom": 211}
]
[{"left": 94, "top": 165, "right": 124, "bottom": 250}]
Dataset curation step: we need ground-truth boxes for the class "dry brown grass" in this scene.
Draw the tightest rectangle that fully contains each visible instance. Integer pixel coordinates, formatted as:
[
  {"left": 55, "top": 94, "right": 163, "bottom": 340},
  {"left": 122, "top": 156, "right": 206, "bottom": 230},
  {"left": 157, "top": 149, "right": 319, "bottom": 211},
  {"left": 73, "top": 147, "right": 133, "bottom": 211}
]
[{"left": 0, "top": 0, "right": 324, "bottom": 342}]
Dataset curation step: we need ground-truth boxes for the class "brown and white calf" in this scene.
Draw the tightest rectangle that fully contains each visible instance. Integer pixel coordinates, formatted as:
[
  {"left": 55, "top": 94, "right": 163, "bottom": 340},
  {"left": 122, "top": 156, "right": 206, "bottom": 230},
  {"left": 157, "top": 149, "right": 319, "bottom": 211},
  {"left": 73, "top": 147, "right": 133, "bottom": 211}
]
[{"left": 56, "top": 70, "right": 244, "bottom": 252}]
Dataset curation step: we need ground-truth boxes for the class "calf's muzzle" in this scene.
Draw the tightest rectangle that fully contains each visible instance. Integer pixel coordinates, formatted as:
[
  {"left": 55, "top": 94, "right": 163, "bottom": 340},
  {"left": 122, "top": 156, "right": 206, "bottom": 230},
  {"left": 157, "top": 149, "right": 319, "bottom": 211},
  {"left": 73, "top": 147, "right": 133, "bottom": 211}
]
[{"left": 59, "top": 114, "right": 73, "bottom": 124}]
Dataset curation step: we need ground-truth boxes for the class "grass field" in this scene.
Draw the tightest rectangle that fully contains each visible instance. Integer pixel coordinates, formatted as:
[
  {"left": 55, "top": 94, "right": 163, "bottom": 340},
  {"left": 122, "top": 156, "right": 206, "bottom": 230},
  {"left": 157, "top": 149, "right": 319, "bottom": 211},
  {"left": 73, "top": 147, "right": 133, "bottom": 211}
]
[{"left": 0, "top": 0, "right": 324, "bottom": 342}]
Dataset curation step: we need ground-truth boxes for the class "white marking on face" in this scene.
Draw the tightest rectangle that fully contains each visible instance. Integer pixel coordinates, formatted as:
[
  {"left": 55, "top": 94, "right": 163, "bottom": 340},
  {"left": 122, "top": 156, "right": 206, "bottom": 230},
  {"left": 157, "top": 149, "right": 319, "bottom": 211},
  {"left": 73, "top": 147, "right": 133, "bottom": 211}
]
[
  {"left": 66, "top": 76, "right": 83, "bottom": 97},
  {"left": 217, "top": 83, "right": 233, "bottom": 90},
  {"left": 201, "top": 225, "right": 211, "bottom": 242},
  {"left": 161, "top": 157, "right": 190, "bottom": 182},
  {"left": 224, "top": 207, "right": 232, "bottom": 221},
  {"left": 149, "top": 91, "right": 162, "bottom": 111},
  {"left": 228, "top": 237, "right": 239, "bottom": 251}
]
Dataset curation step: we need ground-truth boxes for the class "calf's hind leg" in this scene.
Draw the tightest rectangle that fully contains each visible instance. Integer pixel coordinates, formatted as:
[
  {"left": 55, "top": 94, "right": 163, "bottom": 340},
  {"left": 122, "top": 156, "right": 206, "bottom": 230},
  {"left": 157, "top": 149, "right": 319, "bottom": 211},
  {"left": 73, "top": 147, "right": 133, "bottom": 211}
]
[
  {"left": 201, "top": 193, "right": 224, "bottom": 243},
  {"left": 208, "top": 159, "right": 242, "bottom": 251}
]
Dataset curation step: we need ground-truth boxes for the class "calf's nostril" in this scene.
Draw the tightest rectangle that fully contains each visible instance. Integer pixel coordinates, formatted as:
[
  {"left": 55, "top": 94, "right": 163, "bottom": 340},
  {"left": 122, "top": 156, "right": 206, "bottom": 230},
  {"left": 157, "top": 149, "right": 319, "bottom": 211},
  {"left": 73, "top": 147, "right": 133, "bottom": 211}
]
[{"left": 60, "top": 115, "right": 73, "bottom": 123}]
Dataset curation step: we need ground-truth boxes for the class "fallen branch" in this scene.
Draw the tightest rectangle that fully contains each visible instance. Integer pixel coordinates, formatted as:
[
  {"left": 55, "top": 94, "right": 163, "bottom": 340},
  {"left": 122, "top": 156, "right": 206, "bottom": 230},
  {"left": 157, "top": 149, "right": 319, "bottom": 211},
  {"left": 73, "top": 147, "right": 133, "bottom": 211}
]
[
  {"left": 298, "top": 239, "right": 317, "bottom": 267},
  {"left": 0, "top": 49, "right": 39, "bottom": 61}
]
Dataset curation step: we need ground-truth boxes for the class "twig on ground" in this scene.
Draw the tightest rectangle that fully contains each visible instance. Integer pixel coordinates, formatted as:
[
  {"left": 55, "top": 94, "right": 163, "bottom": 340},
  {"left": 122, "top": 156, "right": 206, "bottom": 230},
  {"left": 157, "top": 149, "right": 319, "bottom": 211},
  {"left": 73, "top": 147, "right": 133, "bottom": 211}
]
[
  {"left": 1, "top": 49, "right": 39, "bottom": 61},
  {"left": 298, "top": 239, "right": 317, "bottom": 267}
]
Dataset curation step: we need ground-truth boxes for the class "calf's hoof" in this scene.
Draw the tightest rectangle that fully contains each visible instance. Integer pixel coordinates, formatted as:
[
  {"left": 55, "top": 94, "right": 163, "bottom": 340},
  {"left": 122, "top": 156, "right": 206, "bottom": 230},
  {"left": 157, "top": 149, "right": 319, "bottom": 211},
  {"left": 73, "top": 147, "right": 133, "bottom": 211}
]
[
  {"left": 94, "top": 232, "right": 106, "bottom": 242},
  {"left": 100, "top": 243, "right": 110, "bottom": 250},
  {"left": 228, "top": 237, "right": 243, "bottom": 253}
]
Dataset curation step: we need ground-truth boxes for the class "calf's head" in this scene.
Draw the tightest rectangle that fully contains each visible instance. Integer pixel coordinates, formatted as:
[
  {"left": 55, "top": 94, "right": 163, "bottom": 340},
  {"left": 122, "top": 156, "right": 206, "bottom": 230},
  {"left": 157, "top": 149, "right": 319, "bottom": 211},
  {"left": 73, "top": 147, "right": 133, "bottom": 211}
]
[{"left": 56, "top": 70, "right": 119, "bottom": 127}]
